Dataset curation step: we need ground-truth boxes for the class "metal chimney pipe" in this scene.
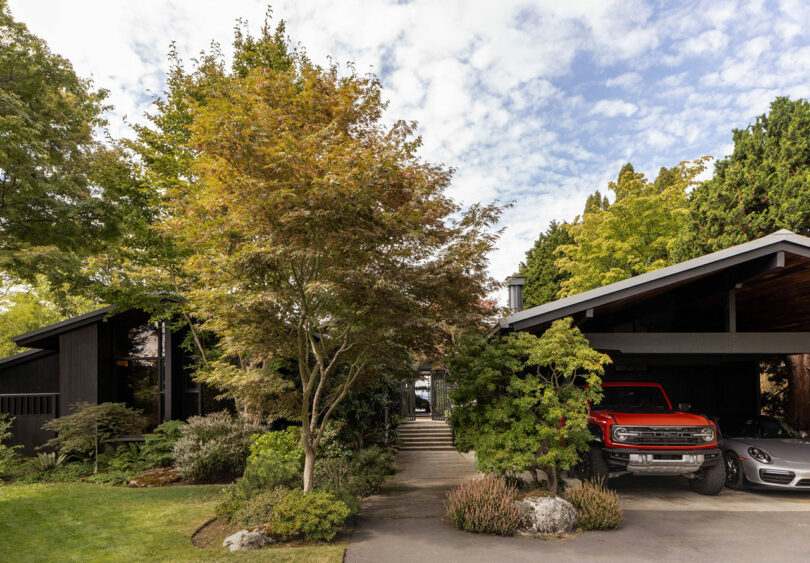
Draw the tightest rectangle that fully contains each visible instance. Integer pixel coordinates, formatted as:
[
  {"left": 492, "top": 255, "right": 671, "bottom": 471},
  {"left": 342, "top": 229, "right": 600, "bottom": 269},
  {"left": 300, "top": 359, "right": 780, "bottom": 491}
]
[{"left": 507, "top": 276, "right": 526, "bottom": 312}]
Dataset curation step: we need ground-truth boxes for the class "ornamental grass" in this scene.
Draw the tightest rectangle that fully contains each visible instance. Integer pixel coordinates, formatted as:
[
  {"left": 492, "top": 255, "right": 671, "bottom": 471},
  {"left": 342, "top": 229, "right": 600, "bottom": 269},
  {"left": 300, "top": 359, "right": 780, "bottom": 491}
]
[
  {"left": 562, "top": 477, "right": 623, "bottom": 530},
  {"left": 444, "top": 474, "right": 521, "bottom": 535}
]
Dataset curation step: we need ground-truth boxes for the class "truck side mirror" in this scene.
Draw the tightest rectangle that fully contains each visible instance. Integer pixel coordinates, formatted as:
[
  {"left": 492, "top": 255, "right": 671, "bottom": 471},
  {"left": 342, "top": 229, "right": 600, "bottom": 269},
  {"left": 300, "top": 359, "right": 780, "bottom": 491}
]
[{"left": 678, "top": 402, "right": 692, "bottom": 412}]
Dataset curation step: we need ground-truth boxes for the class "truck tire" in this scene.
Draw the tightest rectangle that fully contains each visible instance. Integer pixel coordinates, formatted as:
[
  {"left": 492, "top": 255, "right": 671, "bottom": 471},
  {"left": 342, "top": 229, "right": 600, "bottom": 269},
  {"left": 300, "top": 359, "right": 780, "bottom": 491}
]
[
  {"left": 689, "top": 460, "right": 725, "bottom": 495},
  {"left": 584, "top": 446, "right": 609, "bottom": 481}
]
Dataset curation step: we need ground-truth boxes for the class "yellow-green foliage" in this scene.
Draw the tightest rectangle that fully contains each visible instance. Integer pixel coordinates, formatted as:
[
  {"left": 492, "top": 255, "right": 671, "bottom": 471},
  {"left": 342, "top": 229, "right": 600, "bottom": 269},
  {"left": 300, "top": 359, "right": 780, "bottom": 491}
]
[{"left": 563, "top": 478, "right": 623, "bottom": 530}]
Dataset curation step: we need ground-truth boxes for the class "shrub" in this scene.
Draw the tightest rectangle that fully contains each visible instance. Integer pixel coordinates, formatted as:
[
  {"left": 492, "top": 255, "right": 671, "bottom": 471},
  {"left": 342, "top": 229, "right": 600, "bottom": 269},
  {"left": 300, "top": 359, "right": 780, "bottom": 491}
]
[
  {"left": 173, "top": 412, "right": 262, "bottom": 483},
  {"left": 0, "top": 414, "right": 21, "bottom": 478},
  {"left": 248, "top": 426, "right": 304, "bottom": 467},
  {"left": 231, "top": 487, "right": 288, "bottom": 527},
  {"left": 266, "top": 489, "right": 350, "bottom": 541},
  {"left": 345, "top": 445, "right": 396, "bottom": 497},
  {"left": 314, "top": 456, "right": 350, "bottom": 491},
  {"left": 444, "top": 475, "right": 521, "bottom": 535},
  {"left": 29, "top": 452, "right": 68, "bottom": 473},
  {"left": 40, "top": 402, "right": 144, "bottom": 473},
  {"left": 562, "top": 478, "right": 623, "bottom": 530},
  {"left": 140, "top": 420, "right": 186, "bottom": 467}
]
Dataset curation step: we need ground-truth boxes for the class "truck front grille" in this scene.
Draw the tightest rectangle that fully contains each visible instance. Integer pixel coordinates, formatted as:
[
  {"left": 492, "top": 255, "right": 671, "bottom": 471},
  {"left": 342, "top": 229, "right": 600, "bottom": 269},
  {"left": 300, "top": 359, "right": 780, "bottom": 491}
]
[
  {"left": 760, "top": 469, "right": 795, "bottom": 485},
  {"left": 617, "top": 427, "right": 707, "bottom": 446}
]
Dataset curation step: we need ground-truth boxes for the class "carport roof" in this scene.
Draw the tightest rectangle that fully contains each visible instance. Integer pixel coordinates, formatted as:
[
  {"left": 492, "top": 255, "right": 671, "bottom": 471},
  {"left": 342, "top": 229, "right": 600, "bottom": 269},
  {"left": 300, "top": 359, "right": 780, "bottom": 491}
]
[{"left": 501, "top": 229, "right": 810, "bottom": 332}]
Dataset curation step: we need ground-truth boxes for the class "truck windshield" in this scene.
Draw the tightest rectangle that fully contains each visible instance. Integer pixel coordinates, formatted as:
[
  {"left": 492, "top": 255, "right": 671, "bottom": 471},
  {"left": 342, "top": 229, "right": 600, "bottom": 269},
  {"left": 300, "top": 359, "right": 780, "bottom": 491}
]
[{"left": 595, "top": 386, "right": 670, "bottom": 411}]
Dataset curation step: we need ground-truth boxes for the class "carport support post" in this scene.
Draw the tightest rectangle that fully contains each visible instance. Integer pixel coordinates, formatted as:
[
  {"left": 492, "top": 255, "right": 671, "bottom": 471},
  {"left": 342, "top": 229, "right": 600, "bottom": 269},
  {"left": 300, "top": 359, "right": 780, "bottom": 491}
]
[{"left": 726, "top": 286, "right": 737, "bottom": 333}]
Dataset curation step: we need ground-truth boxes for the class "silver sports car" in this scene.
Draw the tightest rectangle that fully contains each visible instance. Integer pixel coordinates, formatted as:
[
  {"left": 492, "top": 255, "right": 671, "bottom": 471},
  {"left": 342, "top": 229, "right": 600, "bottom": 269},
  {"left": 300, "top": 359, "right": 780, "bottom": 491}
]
[{"left": 717, "top": 415, "right": 810, "bottom": 490}]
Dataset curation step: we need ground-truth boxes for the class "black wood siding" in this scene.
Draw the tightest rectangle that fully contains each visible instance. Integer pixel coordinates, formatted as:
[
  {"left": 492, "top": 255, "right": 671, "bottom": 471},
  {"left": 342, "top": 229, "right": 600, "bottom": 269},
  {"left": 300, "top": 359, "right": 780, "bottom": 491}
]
[{"left": 59, "top": 324, "right": 98, "bottom": 412}]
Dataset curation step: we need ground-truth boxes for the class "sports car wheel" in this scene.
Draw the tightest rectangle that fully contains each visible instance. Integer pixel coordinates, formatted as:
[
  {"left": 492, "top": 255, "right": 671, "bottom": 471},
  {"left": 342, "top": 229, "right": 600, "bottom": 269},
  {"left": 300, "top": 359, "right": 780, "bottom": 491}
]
[{"left": 724, "top": 450, "right": 747, "bottom": 490}]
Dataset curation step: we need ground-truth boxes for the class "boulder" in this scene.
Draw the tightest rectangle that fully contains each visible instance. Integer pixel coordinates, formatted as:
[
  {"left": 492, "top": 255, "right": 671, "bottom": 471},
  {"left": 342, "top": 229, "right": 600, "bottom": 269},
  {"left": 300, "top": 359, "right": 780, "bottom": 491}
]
[
  {"left": 515, "top": 495, "right": 577, "bottom": 536},
  {"left": 222, "top": 528, "right": 274, "bottom": 551},
  {"left": 128, "top": 466, "right": 182, "bottom": 488}
]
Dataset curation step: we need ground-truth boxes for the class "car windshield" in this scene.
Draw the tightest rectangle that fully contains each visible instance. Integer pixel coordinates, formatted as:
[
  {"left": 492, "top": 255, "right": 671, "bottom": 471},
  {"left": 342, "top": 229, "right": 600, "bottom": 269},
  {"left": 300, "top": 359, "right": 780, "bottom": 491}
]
[
  {"left": 595, "top": 386, "right": 670, "bottom": 412},
  {"left": 719, "top": 416, "right": 802, "bottom": 439}
]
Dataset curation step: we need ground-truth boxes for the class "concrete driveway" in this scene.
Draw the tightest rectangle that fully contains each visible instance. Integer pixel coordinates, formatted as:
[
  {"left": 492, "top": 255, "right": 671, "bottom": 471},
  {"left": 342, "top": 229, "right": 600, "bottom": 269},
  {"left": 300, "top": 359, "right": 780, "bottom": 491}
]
[{"left": 345, "top": 451, "right": 810, "bottom": 563}]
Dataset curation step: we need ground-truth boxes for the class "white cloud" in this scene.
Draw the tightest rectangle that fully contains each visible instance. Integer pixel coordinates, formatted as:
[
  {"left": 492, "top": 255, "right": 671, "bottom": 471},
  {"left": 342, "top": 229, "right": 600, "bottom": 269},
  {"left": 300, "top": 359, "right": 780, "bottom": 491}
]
[
  {"left": 590, "top": 99, "right": 639, "bottom": 118},
  {"left": 606, "top": 72, "right": 642, "bottom": 89},
  {"left": 7, "top": 0, "right": 810, "bottom": 302}
]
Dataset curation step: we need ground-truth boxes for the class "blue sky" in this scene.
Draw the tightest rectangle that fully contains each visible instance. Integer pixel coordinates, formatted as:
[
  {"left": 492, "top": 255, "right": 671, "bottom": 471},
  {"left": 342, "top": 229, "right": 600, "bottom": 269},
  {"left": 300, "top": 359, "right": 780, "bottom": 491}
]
[{"left": 10, "top": 0, "right": 810, "bottom": 284}]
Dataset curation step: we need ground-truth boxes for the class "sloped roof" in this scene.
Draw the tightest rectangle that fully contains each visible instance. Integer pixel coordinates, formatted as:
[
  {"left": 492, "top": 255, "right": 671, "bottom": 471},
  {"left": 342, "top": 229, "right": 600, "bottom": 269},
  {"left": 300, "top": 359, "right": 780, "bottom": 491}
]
[
  {"left": 501, "top": 229, "right": 810, "bottom": 332},
  {"left": 11, "top": 306, "right": 115, "bottom": 349},
  {"left": 0, "top": 348, "right": 56, "bottom": 369}
]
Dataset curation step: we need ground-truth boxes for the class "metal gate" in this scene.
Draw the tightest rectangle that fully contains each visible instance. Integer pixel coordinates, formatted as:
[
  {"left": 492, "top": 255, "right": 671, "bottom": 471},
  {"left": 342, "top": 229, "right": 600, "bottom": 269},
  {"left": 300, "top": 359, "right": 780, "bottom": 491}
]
[
  {"left": 401, "top": 380, "right": 416, "bottom": 421},
  {"left": 431, "top": 370, "right": 449, "bottom": 421}
]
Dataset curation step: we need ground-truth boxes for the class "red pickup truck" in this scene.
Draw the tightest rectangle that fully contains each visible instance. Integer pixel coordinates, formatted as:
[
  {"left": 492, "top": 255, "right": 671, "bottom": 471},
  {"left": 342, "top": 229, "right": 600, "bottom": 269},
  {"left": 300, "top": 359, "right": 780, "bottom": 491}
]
[{"left": 582, "top": 382, "right": 724, "bottom": 495}]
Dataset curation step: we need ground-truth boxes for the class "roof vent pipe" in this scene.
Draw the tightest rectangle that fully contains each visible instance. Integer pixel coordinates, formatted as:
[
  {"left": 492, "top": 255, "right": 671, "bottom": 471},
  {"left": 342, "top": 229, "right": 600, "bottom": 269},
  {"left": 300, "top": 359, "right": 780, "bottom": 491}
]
[{"left": 507, "top": 276, "right": 526, "bottom": 312}]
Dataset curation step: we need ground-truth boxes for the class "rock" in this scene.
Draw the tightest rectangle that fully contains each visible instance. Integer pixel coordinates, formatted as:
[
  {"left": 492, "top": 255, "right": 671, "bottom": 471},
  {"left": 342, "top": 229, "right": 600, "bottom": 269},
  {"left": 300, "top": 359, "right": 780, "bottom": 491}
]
[
  {"left": 222, "top": 528, "right": 274, "bottom": 551},
  {"left": 515, "top": 495, "right": 577, "bottom": 535},
  {"left": 128, "top": 466, "right": 182, "bottom": 488}
]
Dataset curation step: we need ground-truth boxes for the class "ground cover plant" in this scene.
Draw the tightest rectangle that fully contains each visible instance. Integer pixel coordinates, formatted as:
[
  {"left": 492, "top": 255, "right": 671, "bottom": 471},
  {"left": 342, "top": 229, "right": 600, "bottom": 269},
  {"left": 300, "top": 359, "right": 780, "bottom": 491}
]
[{"left": 444, "top": 475, "right": 521, "bottom": 536}]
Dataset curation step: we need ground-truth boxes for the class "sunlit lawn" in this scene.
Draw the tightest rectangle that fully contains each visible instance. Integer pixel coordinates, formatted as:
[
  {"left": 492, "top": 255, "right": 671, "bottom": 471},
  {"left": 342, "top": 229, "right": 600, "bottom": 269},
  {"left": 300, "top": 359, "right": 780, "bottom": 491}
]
[{"left": 0, "top": 482, "right": 347, "bottom": 563}]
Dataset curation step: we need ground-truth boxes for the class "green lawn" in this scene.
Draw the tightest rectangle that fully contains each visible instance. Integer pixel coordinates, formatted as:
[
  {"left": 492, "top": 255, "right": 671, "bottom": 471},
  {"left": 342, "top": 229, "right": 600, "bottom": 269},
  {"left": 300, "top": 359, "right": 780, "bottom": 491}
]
[{"left": 0, "top": 483, "right": 347, "bottom": 563}]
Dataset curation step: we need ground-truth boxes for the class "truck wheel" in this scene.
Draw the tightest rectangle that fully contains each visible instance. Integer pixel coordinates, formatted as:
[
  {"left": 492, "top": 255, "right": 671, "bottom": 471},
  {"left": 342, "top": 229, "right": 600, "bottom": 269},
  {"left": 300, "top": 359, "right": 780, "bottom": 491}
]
[
  {"left": 689, "top": 460, "right": 725, "bottom": 495},
  {"left": 724, "top": 451, "right": 747, "bottom": 490},
  {"left": 584, "top": 446, "right": 609, "bottom": 481}
]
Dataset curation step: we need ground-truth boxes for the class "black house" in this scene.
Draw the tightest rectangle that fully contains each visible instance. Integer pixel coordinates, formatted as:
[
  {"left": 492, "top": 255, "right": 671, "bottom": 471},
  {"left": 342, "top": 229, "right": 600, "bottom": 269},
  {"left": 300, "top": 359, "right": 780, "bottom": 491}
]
[
  {"left": 501, "top": 230, "right": 810, "bottom": 423},
  {"left": 0, "top": 307, "right": 209, "bottom": 454}
]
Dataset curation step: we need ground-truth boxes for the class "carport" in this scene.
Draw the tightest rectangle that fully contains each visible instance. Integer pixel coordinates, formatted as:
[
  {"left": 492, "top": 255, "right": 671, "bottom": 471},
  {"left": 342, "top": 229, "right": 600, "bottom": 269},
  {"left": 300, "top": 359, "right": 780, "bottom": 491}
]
[{"left": 501, "top": 230, "right": 810, "bottom": 427}]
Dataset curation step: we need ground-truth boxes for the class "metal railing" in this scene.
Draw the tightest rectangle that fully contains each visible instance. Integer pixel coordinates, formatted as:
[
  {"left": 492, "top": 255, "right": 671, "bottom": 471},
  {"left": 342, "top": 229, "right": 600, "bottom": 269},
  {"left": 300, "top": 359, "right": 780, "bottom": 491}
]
[{"left": 0, "top": 393, "right": 59, "bottom": 417}]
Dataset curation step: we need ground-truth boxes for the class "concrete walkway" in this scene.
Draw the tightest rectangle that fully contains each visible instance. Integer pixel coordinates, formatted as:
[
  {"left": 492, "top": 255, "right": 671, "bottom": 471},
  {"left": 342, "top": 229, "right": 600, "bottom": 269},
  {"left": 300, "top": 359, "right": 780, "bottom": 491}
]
[{"left": 345, "top": 448, "right": 810, "bottom": 563}]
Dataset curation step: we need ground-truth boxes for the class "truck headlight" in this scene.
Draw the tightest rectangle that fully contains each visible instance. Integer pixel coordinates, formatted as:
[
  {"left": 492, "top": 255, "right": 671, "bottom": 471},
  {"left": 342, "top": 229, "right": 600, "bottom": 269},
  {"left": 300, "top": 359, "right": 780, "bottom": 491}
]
[
  {"left": 748, "top": 447, "right": 772, "bottom": 464},
  {"left": 698, "top": 426, "right": 715, "bottom": 443},
  {"left": 613, "top": 426, "right": 633, "bottom": 442}
]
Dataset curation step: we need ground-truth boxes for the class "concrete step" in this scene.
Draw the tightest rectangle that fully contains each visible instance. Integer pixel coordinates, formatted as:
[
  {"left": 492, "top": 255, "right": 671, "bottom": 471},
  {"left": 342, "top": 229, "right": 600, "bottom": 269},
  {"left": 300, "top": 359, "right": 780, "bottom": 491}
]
[
  {"left": 399, "top": 431, "right": 453, "bottom": 437},
  {"left": 398, "top": 446, "right": 457, "bottom": 451}
]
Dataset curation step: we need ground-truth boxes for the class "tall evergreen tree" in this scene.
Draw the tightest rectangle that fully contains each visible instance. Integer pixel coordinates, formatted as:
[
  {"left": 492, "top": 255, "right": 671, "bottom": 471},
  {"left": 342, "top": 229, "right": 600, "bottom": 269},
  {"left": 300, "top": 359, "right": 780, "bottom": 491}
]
[{"left": 518, "top": 221, "right": 573, "bottom": 308}]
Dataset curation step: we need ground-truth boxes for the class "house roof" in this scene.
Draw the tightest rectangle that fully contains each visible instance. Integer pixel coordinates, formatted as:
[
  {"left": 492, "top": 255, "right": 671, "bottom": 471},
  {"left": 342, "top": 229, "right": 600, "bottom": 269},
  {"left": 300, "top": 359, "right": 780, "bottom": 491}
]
[
  {"left": 11, "top": 305, "right": 115, "bottom": 349},
  {"left": 501, "top": 229, "right": 810, "bottom": 332},
  {"left": 0, "top": 348, "right": 56, "bottom": 370}
]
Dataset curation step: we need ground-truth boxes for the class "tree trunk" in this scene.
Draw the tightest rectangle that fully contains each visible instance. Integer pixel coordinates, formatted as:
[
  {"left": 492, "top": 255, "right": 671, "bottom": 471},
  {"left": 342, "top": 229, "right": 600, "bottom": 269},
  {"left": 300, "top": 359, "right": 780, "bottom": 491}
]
[
  {"left": 546, "top": 466, "right": 558, "bottom": 495},
  {"left": 302, "top": 447, "right": 316, "bottom": 494},
  {"left": 785, "top": 354, "right": 810, "bottom": 431}
]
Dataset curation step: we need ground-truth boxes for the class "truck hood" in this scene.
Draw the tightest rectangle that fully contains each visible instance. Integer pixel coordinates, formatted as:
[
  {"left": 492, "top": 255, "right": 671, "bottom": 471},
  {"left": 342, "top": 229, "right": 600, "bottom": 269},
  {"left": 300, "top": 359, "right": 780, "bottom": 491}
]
[{"left": 591, "top": 410, "right": 711, "bottom": 426}]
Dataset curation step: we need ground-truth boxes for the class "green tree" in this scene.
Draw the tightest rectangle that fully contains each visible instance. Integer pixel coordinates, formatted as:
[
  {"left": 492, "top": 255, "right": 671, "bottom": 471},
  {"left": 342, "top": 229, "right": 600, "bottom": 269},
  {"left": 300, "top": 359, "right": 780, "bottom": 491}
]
[
  {"left": 161, "top": 28, "right": 501, "bottom": 492},
  {"left": 518, "top": 221, "right": 574, "bottom": 308},
  {"left": 0, "top": 1, "right": 132, "bottom": 288},
  {"left": 678, "top": 97, "right": 810, "bottom": 429},
  {"left": 678, "top": 97, "right": 810, "bottom": 258},
  {"left": 41, "top": 402, "right": 144, "bottom": 474},
  {"left": 448, "top": 319, "right": 610, "bottom": 494},
  {"left": 0, "top": 276, "right": 97, "bottom": 358},
  {"left": 555, "top": 159, "right": 708, "bottom": 297}
]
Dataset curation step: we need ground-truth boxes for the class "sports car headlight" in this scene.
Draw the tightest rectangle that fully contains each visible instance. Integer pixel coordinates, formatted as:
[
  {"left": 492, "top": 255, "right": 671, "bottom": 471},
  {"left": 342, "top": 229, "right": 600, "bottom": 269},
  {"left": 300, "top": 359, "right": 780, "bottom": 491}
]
[
  {"left": 698, "top": 426, "right": 715, "bottom": 443},
  {"left": 748, "top": 447, "right": 772, "bottom": 464}
]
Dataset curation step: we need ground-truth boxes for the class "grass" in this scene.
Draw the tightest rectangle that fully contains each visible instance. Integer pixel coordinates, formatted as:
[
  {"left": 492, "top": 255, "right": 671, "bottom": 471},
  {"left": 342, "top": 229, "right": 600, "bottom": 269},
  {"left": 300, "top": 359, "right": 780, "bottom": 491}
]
[{"left": 0, "top": 482, "right": 347, "bottom": 562}]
